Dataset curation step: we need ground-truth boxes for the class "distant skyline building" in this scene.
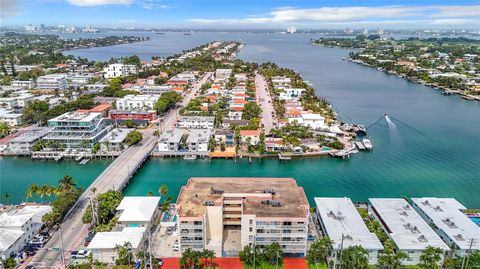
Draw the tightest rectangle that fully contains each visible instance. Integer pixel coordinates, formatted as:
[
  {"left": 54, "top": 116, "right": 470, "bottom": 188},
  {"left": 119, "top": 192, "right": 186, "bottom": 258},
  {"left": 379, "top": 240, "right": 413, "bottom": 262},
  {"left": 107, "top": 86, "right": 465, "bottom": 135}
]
[
  {"left": 287, "top": 26, "right": 297, "bottom": 34},
  {"left": 344, "top": 27, "right": 353, "bottom": 34},
  {"left": 362, "top": 27, "right": 369, "bottom": 35},
  {"left": 377, "top": 27, "right": 384, "bottom": 35}
]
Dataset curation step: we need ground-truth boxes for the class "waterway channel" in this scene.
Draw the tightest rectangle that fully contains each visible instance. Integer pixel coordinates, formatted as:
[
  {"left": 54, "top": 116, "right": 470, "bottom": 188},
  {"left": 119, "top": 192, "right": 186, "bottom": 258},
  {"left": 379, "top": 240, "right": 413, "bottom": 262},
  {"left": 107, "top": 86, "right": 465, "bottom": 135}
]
[{"left": 1, "top": 32, "right": 479, "bottom": 207}]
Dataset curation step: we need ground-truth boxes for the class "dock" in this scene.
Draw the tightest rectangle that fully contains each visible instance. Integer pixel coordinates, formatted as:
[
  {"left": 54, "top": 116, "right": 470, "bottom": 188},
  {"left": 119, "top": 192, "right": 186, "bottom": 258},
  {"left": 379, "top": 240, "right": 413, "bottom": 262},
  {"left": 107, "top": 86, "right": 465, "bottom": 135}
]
[
  {"left": 355, "top": 141, "right": 366, "bottom": 150},
  {"left": 278, "top": 152, "right": 292, "bottom": 161}
]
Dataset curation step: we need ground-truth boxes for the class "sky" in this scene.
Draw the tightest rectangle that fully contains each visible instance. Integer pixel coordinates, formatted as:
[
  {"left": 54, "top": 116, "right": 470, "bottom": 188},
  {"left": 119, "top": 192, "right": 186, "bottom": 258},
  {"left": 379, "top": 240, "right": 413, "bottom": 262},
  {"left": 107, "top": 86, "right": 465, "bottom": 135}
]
[{"left": 1, "top": 0, "right": 480, "bottom": 29}]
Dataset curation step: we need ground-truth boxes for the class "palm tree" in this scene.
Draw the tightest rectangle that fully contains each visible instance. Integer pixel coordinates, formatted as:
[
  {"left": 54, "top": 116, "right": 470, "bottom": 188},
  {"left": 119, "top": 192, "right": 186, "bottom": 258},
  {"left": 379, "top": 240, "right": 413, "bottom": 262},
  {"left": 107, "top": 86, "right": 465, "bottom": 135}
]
[
  {"left": 420, "top": 246, "right": 443, "bottom": 269},
  {"left": 378, "top": 240, "right": 409, "bottom": 269},
  {"left": 115, "top": 241, "right": 133, "bottom": 266},
  {"left": 153, "top": 130, "right": 160, "bottom": 138},
  {"left": 307, "top": 236, "right": 333, "bottom": 267},
  {"left": 159, "top": 184, "right": 168, "bottom": 196},
  {"left": 264, "top": 242, "right": 284, "bottom": 266},
  {"left": 58, "top": 175, "right": 76, "bottom": 192},
  {"left": 342, "top": 245, "right": 369, "bottom": 269},
  {"left": 179, "top": 248, "right": 201, "bottom": 269},
  {"left": 27, "top": 184, "right": 40, "bottom": 202},
  {"left": 1, "top": 192, "right": 11, "bottom": 207},
  {"left": 202, "top": 249, "right": 216, "bottom": 268}
]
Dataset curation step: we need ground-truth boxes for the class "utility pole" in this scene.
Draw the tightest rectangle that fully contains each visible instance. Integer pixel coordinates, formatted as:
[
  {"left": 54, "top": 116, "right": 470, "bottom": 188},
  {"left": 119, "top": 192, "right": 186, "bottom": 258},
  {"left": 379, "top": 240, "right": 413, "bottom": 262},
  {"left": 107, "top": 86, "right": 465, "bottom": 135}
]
[
  {"left": 462, "top": 238, "right": 476, "bottom": 269},
  {"left": 337, "top": 234, "right": 345, "bottom": 269},
  {"left": 148, "top": 229, "right": 153, "bottom": 269},
  {"left": 253, "top": 237, "right": 256, "bottom": 269},
  {"left": 59, "top": 225, "right": 66, "bottom": 268}
]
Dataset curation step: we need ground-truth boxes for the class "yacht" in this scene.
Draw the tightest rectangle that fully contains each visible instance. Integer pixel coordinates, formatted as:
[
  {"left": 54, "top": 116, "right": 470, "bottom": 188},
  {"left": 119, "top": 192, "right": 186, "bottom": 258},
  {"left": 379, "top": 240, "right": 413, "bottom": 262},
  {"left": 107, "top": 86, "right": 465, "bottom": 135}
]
[{"left": 362, "top": 139, "right": 373, "bottom": 150}]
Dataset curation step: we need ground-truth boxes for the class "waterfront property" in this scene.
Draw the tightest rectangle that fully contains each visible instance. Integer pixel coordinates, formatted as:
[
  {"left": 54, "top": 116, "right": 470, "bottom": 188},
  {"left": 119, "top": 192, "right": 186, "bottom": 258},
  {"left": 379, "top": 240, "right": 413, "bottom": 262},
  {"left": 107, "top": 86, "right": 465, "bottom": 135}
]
[
  {"left": 116, "top": 196, "right": 160, "bottom": 228},
  {"left": 0, "top": 109, "right": 23, "bottom": 126},
  {"left": 157, "top": 129, "right": 185, "bottom": 152},
  {"left": 0, "top": 204, "right": 52, "bottom": 260},
  {"left": 7, "top": 127, "right": 52, "bottom": 154},
  {"left": 186, "top": 129, "right": 212, "bottom": 153},
  {"left": 368, "top": 198, "right": 450, "bottom": 265},
  {"left": 314, "top": 197, "right": 383, "bottom": 265},
  {"left": 98, "top": 128, "right": 134, "bottom": 152},
  {"left": 176, "top": 177, "right": 310, "bottom": 257},
  {"left": 43, "top": 111, "right": 110, "bottom": 149},
  {"left": 411, "top": 198, "right": 480, "bottom": 256}
]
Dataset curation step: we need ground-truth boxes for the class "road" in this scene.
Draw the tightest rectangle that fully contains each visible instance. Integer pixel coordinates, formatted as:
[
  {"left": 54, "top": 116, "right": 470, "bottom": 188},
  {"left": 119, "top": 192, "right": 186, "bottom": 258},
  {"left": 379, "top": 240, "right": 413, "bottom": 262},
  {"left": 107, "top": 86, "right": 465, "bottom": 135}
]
[
  {"left": 255, "top": 72, "right": 276, "bottom": 135},
  {"left": 30, "top": 131, "right": 157, "bottom": 268},
  {"left": 29, "top": 72, "right": 212, "bottom": 268},
  {"left": 160, "top": 72, "right": 212, "bottom": 130}
]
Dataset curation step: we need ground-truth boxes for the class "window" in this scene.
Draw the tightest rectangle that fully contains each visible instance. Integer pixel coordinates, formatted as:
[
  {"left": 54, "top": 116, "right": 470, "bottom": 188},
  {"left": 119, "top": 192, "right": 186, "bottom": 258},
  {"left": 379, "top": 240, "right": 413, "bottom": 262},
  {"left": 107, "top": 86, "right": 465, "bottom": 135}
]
[
  {"left": 249, "top": 227, "right": 253, "bottom": 232},
  {"left": 249, "top": 219, "right": 253, "bottom": 225}
]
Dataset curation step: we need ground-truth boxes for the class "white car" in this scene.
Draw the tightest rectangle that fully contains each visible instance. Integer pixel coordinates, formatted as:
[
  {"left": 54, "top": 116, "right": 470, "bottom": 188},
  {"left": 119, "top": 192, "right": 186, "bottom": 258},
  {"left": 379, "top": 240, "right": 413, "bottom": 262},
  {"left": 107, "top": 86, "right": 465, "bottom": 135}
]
[{"left": 70, "top": 250, "right": 91, "bottom": 259}]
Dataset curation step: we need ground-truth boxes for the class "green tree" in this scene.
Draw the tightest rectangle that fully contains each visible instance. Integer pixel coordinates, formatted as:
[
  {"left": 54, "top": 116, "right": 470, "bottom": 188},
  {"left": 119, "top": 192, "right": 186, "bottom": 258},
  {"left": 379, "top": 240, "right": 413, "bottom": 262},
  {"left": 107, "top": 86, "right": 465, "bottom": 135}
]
[
  {"left": 202, "top": 249, "right": 216, "bottom": 268},
  {"left": 378, "top": 239, "right": 409, "bottom": 269},
  {"left": 239, "top": 244, "right": 261, "bottom": 267},
  {"left": 242, "top": 102, "right": 262, "bottom": 120},
  {"left": 179, "top": 248, "right": 201, "bottom": 269},
  {"left": 420, "top": 246, "right": 443, "bottom": 269},
  {"left": 0, "top": 122, "right": 10, "bottom": 138},
  {"left": 124, "top": 131, "right": 143, "bottom": 146},
  {"left": 3, "top": 257, "right": 16, "bottom": 269},
  {"left": 115, "top": 242, "right": 134, "bottom": 266},
  {"left": 159, "top": 184, "right": 169, "bottom": 196},
  {"left": 58, "top": 175, "right": 77, "bottom": 192},
  {"left": 124, "top": 119, "right": 135, "bottom": 128},
  {"left": 307, "top": 236, "right": 333, "bottom": 267},
  {"left": 341, "top": 245, "right": 369, "bottom": 269},
  {"left": 263, "top": 242, "right": 284, "bottom": 266}
]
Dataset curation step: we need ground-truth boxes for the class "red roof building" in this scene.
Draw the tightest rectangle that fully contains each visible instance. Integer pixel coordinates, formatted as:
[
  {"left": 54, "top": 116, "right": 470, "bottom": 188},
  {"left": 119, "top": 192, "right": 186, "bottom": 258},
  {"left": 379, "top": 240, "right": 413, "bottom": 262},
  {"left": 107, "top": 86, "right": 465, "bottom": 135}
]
[{"left": 109, "top": 110, "right": 157, "bottom": 121}]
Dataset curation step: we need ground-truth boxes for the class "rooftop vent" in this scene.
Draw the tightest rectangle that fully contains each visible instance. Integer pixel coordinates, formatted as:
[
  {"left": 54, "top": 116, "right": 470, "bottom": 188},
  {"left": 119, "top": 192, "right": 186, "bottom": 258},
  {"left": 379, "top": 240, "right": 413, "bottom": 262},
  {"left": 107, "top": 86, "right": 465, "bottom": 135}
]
[
  {"left": 261, "top": 200, "right": 283, "bottom": 207},
  {"left": 418, "top": 235, "right": 428, "bottom": 242},
  {"left": 204, "top": 201, "right": 215, "bottom": 206},
  {"left": 400, "top": 211, "right": 409, "bottom": 216},
  {"left": 403, "top": 204, "right": 411, "bottom": 210},
  {"left": 344, "top": 235, "right": 353, "bottom": 241},
  {"left": 443, "top": 218, "right": 458, "bottom": 228},
  {"left": 327, "top": 211, "right": 336, "bottom": 218},
  {"left": 434, "top": 205, "right": 443, "bottom": 212},
  {"left": 422, "top": 200, "right": 430, "bottom": 206},
  {"left": 210, "top": 187, "right": 224, "bottom": 195},
  {"left": 454, "top": 234, "right": 465, "bottom": 241},
  {"left": 260, "top": 189, "right": 276, "bottom": 195}
]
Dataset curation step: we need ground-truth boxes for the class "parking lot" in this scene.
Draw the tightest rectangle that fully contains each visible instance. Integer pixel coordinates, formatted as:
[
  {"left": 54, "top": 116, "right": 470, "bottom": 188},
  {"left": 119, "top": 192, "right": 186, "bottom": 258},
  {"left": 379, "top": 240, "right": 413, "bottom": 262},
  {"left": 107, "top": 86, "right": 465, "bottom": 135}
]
[{"left": 152, "top": 225, "right": 180, "bottom": 258}]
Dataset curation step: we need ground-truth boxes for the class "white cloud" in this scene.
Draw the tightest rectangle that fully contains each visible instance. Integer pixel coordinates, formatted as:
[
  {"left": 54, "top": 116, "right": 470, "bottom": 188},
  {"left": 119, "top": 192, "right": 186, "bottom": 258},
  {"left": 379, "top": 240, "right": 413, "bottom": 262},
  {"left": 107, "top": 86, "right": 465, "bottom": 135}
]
[
  {"left": 189, "top": 4, "right": 480, "bottom": 26},
  {"left": 66, "top": 0, "right": 133, "bottom": 6}
]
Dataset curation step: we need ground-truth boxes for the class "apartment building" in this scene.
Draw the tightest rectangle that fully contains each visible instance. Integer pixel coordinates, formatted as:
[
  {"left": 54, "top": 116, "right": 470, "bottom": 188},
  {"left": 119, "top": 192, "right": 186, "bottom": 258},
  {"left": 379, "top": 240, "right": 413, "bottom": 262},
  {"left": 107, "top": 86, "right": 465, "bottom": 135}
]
[
  {"left": 12, "top": 80, "right": 36, "bottom": 89},
  {"left": 43, "top": 111, "right": 110, "bottom": 149},
  {"left": 411, "top": 198, "right": 480, "bottom": 256},
  {"left": 0, "top": 92, "right": 35, "bottom": 109},
  {"left": 157, "top": 129, "right": 185, "bottom": 152},
  {"left": 176, "top": 177, "right": 310, "bottom": 257},
  {"left": 0, "top": 109, "right": 23, "bottom": 126},
  {"left": 36, "top": 74, "right": 68, "bottom": 91},
  {"left": 186, "top": 129, "right": 212, "bottom": 152},
  {"left": 103, "top": 64, "right": 137, "bottom": 78},
  {"left": 178, "top": 116, "right": 215, "bottom": 129},
  {"left": 0, "top": 205, "right": 52, "bottom": 260},
  {"left": 8, "top": 127, "right": 52, "bottom": 154},
  {"left": 115, "top": 95, "right": 159, "bottom": 111},
  {"left": 368, "top": 198, "right": 449, "bottom": 265},
  {"left": 314, "top": 197, "right": 383, "bottom": 265}
]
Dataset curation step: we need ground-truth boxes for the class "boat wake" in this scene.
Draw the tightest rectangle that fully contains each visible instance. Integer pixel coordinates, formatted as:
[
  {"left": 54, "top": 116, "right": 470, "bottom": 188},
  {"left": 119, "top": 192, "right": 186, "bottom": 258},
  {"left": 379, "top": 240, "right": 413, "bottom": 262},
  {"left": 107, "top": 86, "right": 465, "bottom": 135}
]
[{"left": 385, "top": 115, "right": 397, "bottom": 129}]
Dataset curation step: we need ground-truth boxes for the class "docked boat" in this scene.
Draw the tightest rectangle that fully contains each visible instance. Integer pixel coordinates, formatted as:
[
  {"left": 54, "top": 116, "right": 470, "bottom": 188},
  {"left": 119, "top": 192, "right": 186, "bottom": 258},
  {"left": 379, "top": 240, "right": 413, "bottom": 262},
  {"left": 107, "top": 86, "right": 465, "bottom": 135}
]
[
  {"left": 355, "top": 141, "right": 366, "bottom": 150},
  {"left": 362, "top": 139, "right": 373, "bottom": 150},
  {"left": 183, "top": 155, "right": 197, "bottom": 160}
]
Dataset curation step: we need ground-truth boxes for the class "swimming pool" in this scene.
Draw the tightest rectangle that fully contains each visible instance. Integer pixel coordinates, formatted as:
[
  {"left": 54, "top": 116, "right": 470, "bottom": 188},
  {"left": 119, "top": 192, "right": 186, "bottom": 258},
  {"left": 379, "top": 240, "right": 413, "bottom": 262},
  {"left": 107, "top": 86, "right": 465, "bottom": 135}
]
[{"left": 470, "top": 217, "right": 480, "bottom": 226}]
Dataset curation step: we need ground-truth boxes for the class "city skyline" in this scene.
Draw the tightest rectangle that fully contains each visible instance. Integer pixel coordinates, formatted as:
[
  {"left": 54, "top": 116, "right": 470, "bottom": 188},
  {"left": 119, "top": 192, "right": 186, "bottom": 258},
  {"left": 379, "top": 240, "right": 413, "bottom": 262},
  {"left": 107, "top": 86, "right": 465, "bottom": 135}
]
[{"left": 2, "top": 0, "right": 480, "bottom": 29}]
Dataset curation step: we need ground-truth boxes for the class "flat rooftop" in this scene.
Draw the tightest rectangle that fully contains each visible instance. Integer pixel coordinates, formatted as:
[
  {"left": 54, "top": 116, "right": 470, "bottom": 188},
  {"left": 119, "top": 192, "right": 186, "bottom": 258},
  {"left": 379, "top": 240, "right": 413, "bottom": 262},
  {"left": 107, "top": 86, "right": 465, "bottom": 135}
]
[
  {"left": 179, "top": 116, "right": 215, "bottom": 122},
  {"left": 117, "top": 196, "right": 160, "bottom": 223},
  {"left": 315, "top": 197, "right": 383, "bottom": 250},
  {"left": 49, "top": 111, "right": 101, "bottom": 122},
  {"left": 177, "top": 178, "right": 309, "bottom": 219},
  {"left": 9, "top": 127, "right": 53, "bottom": 143},
  {"left": 99, "top": 128, "right": 134, "bottom": 144},
  {"left": 159, "top": 129, "right": 184, "bottom": 143},
  {"left": 87, "top": 227, "right": 146, "bottom": 250},
  {"left": 187, "top": 129, "right": 212, "bottom": 143},
  {"left": 369, "top": 198, "right": 449, "bottom": 251},
  {"left": 412, "top": 198, "right": 480, "bottom": 250}
]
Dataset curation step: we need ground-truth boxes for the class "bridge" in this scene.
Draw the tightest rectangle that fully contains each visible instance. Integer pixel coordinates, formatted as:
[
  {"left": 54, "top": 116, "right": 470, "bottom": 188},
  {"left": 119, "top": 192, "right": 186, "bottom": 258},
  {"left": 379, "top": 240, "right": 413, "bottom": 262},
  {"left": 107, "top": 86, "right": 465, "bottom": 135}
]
[
  {"left": 29, "top": 72, "right": 212, "bottom": 268},
  {"left": 29, "top": 129, "right": 157, "bottom": 268}
]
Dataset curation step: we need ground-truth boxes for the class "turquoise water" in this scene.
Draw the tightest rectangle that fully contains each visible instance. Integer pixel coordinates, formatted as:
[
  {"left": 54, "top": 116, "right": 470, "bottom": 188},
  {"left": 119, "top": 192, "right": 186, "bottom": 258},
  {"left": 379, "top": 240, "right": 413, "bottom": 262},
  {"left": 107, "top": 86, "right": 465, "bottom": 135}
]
[
  {"left": 1, "top": 32, "right": 479, "bottom": 207},
  {"left": 471, "top": 217, "right": 480, "bottom": 226},
  {"left": 0, "top": 157, "right": 111, "bottom": 204}
]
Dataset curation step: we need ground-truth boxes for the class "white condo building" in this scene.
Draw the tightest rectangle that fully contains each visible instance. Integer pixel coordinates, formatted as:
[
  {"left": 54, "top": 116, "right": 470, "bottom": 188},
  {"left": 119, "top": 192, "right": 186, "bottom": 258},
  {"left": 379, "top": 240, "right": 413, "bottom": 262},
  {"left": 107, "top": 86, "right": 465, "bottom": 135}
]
[
  {"left": 43, "top": 111, "right": 110, "bottom": 149},
  {"left": 103, "top": 64, "right": 137, "bottom": 78},
  {"left": 36, "top": 74, "right": 68, "bottom": 91},
  {"left": 412, "top": 198, "right": 480, "bottom": 256},
  {"left": 178, "top": 116, "right": 215, "bottom": 129},
  {"left": 176, "top": 178, "right": 310, "bottom": 257},
  {"left": 368, "top": 198, "right": 450, "bottom": 265},
  {"left": 315, "top": 197, "right": 383, "bottom": 265},
  {"left": 116, "top": 95, "right": 159, "bottom": 111}
]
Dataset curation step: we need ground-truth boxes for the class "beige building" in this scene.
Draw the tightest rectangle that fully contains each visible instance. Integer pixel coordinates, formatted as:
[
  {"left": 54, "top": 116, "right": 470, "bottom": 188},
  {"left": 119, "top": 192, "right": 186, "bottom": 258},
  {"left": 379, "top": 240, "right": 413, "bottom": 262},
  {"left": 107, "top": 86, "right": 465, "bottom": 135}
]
[{"left": 176, "top": 177, "right": 310, "bottom": 257}]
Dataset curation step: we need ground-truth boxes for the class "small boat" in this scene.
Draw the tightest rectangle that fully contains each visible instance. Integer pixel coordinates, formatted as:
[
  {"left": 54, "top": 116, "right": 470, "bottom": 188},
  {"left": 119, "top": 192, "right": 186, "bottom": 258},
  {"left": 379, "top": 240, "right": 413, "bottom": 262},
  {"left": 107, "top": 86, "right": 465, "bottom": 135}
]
[
  {"left": 79, "top": 159, "right": 90, "bottom": 165},
  {"left": 362, "top": 139, "right": 373, "bottom": 150},
  {"left": 183, "top": 155, "right": 197, "bottom": 160}
]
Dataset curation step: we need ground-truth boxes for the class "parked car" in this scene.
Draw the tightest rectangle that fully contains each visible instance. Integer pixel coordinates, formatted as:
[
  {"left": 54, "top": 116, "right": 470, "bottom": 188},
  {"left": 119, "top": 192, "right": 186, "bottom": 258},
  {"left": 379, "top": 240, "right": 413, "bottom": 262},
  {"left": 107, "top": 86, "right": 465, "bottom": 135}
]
[
  {"left": 70, "top": 250, "right": 91, "bottom": 259},
  {"left": 84, "top": 231, "right": 96, "bottom": 246}
]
